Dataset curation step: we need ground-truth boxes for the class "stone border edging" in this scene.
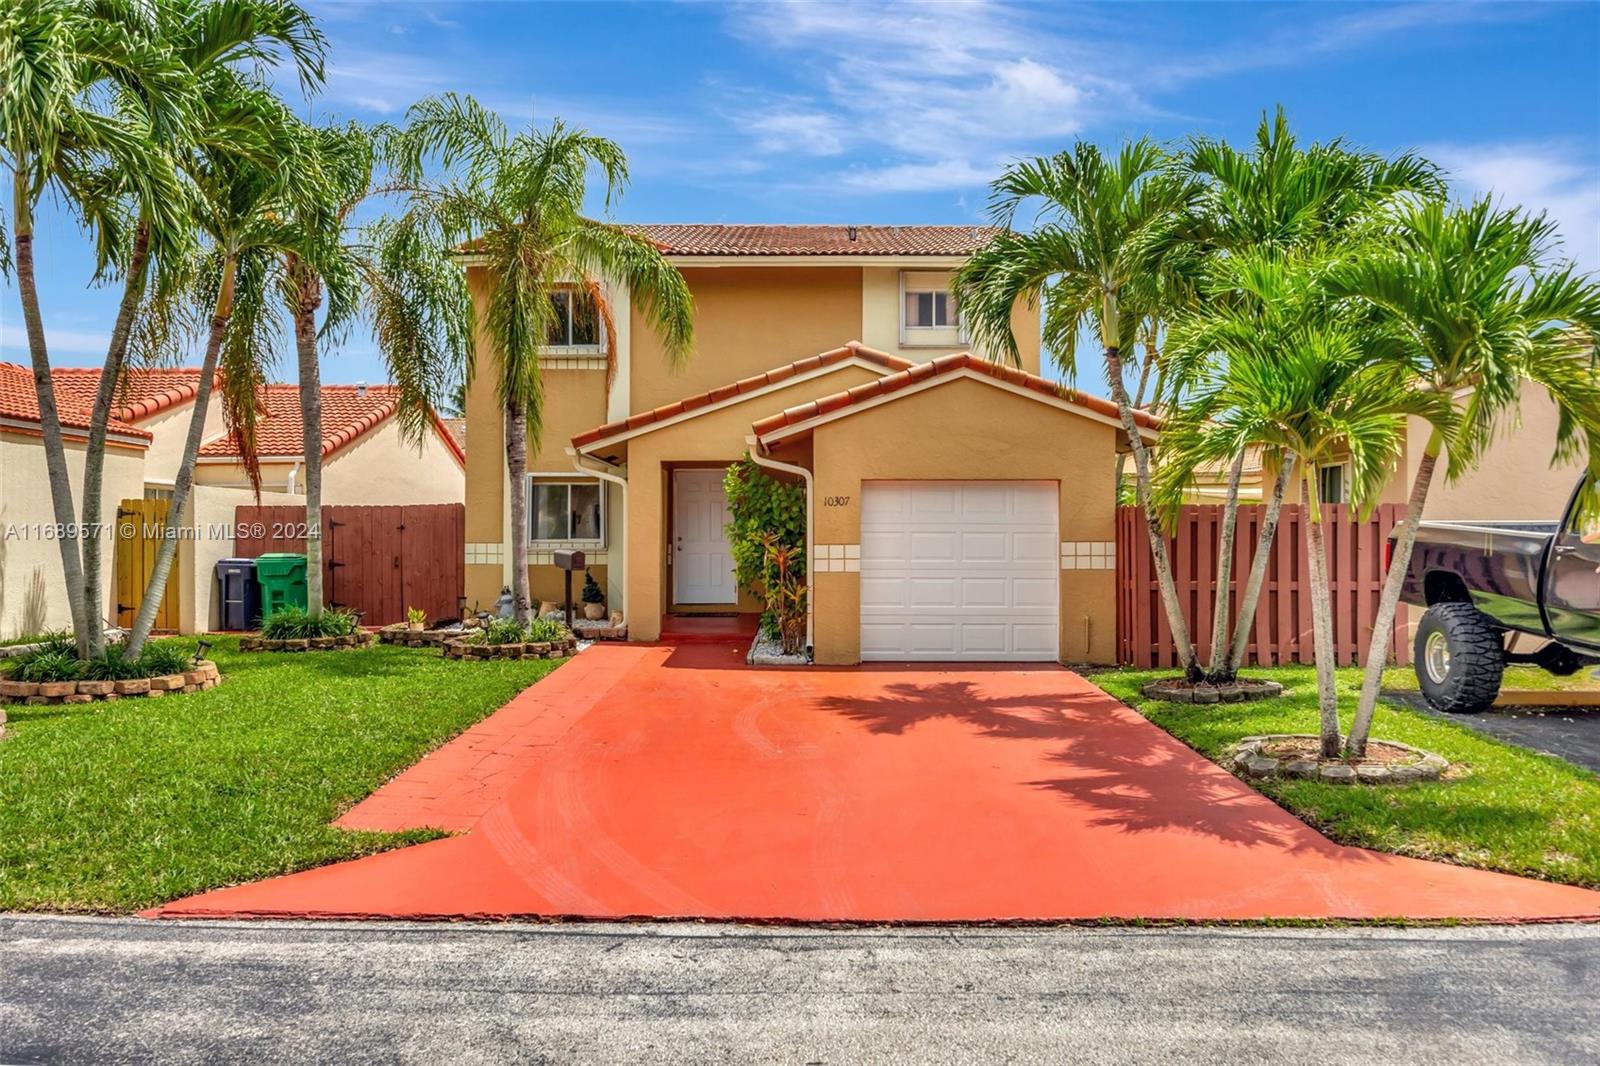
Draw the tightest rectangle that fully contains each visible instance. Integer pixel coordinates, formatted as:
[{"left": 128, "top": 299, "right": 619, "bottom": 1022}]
[
  {"left": 0, "top": 660, "right": 222, "bottom": 709},
  {"left": 240, "top": 632, "right": 375, "bottom": 652},
  {"left": 378, "top": 626, "right": 462, "bottom": 648},
  {"left": 1142, "top": 677, "right": 1284, "bottom": 704},
  {"left": 1230, "top": 734, "right": 1449, "bottom": 785},
  {"left": 442, "top": 636, "right": 578, "bottom": 661}
]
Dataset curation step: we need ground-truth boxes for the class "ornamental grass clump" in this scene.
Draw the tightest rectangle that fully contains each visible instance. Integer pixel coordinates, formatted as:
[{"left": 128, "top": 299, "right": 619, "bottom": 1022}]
[{"left": 259, "top": 606, "right": 360, "bottom": 640}]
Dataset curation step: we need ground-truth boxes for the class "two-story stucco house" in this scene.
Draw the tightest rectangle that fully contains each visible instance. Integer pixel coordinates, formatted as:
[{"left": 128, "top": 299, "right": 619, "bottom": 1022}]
[{"left": 462, "top": 224, "right": 1154, "bottom": 665}]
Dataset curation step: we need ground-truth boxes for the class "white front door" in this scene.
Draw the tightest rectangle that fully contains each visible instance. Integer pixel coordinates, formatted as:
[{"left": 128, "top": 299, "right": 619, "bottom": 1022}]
[
  {"left": 673, "top": 468, "right": 736, "bottom": 604},
  {"left": 860, "top": 480, "right": 1059, "bottom": 661}
]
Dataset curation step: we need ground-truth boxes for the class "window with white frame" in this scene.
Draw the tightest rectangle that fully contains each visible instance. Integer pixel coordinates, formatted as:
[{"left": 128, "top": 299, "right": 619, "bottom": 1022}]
[
  {"left": 529, "top": 479, "right": 604, "bottom": 543},
  {"left": 1318, "top": 463, "right": 1349, "bottom": 506},
  {"left": 900, "top": 271, "right": 963, "bottom": 346},
  {"left": 545, "top": 288, "right": 602, "bottom": 350}
]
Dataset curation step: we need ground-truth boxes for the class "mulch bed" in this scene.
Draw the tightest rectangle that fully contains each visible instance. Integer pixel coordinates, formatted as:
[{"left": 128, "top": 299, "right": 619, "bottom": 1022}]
[
  {"left": 1230, "top": 734, "right": 1449, "bottom": 785},
  {"left": 1141, "top": 677, "right": 1284, "bottom": 704}
]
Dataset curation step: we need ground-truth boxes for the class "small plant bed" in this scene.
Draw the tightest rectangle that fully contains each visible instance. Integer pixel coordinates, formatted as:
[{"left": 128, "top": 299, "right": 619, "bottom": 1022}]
[
  {"left": 569, "top": 611, "right": 628, "bottom": 641},
  {"left": 0, "top": 635, "right": 221, "bottom": 712},
  {"left": 747, "top": 628, "right": 809, "bottom": 666},
  {"left": 444, "top": 617, "right": 578, "bottom": 661},
  {"left": 1141, "top": 677, "right": 1283, "bottom": 703},
  {"left": 1230, "top": 734, "right": 1449, "bottom": 785},
  {"left": 240, "top": 607, "right": 373, "bottom": 652}
]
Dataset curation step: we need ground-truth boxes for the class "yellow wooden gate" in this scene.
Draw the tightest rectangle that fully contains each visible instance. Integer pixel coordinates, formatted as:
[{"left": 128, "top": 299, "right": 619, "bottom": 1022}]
[{"left": 114, "top": 498, "right": 180, "bottom": 632}]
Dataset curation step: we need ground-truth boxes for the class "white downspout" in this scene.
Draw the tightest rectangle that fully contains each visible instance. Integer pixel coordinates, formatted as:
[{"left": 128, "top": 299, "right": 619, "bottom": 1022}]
[
  {"left": 746, "top": 434, "right": 814, "bottom": 656},
  {"left": 567, "top": 446, "right": 627, "bottom": 617},
  {"left": 286, "top": 460, "right": 301, "bottom": 495}
]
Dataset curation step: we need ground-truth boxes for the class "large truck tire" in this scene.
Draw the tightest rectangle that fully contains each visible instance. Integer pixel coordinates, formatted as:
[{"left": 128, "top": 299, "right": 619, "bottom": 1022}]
[{"left": 1414, "top": 602, "right": 1505, "bottom": 714}]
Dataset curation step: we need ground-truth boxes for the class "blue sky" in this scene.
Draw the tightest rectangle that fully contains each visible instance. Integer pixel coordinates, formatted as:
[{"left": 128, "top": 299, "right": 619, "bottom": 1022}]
[{"left": 5, "top": 0, "right": 1599, "bottom": 392}]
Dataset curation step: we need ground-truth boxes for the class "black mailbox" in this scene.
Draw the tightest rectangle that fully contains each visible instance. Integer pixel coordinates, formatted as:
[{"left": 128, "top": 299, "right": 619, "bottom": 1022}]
[{"left": 553, "top": 549, "right": 585, "bottom": 570}]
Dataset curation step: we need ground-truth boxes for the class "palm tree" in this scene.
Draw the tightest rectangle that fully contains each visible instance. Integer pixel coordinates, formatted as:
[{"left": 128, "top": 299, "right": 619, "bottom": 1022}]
[
  {"left": 1334, "top": 198, "right": 1600, "bottom": 756},
  {"left": 120, "top": 90, "right": 321, "bottom": 658},
  {"left": 388, "top": 94, "right": 694, "bottom": 623},
  {"left": 1166, "top": 252, "right": 1451, "bottom": 754},
  {"left": 76, "top": 0, "right": 325, "bottom": 656},
  {"left": 956, "top": 140, "right": 1204, "bottom": 675},
  {"left": 1172, "top": 109, "right": 1443, "bottom": 683},
  {"left": 0, "top": 0, "right": 190, "bottom": 652}
]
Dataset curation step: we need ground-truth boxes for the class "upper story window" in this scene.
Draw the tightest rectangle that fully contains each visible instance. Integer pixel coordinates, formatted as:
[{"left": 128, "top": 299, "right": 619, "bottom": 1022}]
[
  {"left": 900, "top": 271, "right": 963, "bottom": 347},
  {"left": 545, "top": 288, "right": 602, "bottom": 351}
]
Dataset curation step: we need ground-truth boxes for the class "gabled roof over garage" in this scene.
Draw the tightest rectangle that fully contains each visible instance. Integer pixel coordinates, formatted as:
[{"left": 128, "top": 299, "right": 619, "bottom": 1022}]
[{"left": 751, "top": 352, "right": 1161, "bottom": 447}]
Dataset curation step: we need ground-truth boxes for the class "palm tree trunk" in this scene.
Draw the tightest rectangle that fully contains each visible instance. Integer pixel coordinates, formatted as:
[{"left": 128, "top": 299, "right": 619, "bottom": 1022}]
[
  {"left": 1206, "top": 449, "right": 1248, "bottom": 678},
  {"left": 1226, "top": 456, "right": 1294, "bottom": 676},
  {"left": 81, "top": 219, "right": 151, "bottom": 656},
  {"left": 1346, "top": 428, "right": 1441, "bottom": 756},
  {"left": 1114, "top": 345, "right": 1159, "bottom": 495},
  {"left": 1301, "top": 465, "right": 1341, "bottom": 757},
  {"left": 505, "top": 397, "right": 532, "bottom": 624},
  {"left": 291, "top": 263, "right": 325, "bottom": 620},
  {"left": 122, "top": 256, "right": 236, "bottom": 659},
  {"left": 11, "top": 190, "right": 90, "bottom": 652},
  {"left": 1105, "top": 345, "right": 1198, "bottom": 675}
]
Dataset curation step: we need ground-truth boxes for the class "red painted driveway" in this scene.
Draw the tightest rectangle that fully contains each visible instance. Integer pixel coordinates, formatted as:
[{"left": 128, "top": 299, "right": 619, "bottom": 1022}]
[{"left": 155, "top": 641, "right": 1600, "bottom": 922}]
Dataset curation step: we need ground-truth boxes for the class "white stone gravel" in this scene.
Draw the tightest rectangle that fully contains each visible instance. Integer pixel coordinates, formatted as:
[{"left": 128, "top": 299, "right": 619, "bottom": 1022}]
[{"left": 746, "top": 629, "right": 809, "bottom": 666}]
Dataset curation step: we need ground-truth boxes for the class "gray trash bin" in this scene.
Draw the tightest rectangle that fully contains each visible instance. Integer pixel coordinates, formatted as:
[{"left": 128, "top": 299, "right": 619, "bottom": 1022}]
[{"left": 215, "top": 558, "right": 261, "bottom": 631}]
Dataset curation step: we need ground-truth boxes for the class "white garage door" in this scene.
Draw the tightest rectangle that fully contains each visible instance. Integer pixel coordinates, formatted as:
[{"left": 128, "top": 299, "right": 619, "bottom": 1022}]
[{"left": 859, "top": 481, "right": 1059, "bottom": 661}]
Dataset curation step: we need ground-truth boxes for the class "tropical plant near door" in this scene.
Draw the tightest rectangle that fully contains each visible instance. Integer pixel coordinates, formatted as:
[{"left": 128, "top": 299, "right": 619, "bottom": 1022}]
[
  {"left": 956, "top": 140, "right": 1204, "bottom": 676},
  {"left": 388, "top": 93, "right": 694, "bottom": 622},
  {"left": 723, "top": 456, "right": 806, "bottom": 639},
  {"left": 1331, "top": 197, "right": 1600, "bottom": 756}
]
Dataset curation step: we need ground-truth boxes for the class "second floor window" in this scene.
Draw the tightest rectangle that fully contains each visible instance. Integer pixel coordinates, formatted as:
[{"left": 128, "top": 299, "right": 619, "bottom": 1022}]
[
  {"left": 900, "top": 271, "right": 963, "bottom": 345},
  {"left": 904, "top": 289, "right": 953, "bottom": 329},
  {"left": 547, "top": 289, "right": 601, "bottom": 349}
]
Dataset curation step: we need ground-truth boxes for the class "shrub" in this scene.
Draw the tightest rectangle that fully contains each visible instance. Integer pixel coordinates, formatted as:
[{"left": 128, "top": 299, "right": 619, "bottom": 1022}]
[
  {"left": 81, "top": 649, "right": 147, "bottom": 682},
  {"left": 527, "top": 617, "right": 566, "bottom": 643},
  {"left": 259, "top": 606, "right": 359, "bottom": 640},
  {"left": 581, "top": 571, "right": 604, "bottom": 605},
  {"left": 407, "top": 606, "right": 428, "bottom": 627},
  {"left": 17, "top": 650, "right": 83, "bottom": 683},
  {"left": 482, "top": 618, "right": 527, "bottom": 645},
  {"left": 139, "top": 641, "right": 196, "bottom": 677},
  {"left": 724, "top": 456, "right": 806, "bottom": 637}
]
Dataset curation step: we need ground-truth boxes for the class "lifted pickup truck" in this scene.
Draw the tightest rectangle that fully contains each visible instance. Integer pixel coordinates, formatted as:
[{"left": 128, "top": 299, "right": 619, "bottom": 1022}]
[{"left": 1398, "top": 478, "right": 1600, "bottom": 713}]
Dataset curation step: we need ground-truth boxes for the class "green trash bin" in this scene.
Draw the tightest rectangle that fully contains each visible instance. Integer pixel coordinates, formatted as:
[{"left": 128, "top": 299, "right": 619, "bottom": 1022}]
[{"left": 254, "top": 552, "right": 308, "bottom": 623}]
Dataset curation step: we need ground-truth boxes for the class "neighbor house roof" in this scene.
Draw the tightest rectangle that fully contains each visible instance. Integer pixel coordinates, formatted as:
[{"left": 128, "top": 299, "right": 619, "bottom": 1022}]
[
  {"left": 48, "top": 366, "right": 213, "bottom": 423},
  {"left": 197, "top": 384, "right": 466, "bottom": 467},
  {"left": 751, "top": 352, "right": 1162, "bottom": 443},
  {"left": 0, "top": 362, "right": 152, "bottom": 444},
  {"left": 570, "top": 342, "right": 914, "bottom": 451},
  {"left": 633, "top": 224, "right": 997, "bottom": 257},
  {"left": 441, "top": 417, "right": 466, "bottom": 455}
]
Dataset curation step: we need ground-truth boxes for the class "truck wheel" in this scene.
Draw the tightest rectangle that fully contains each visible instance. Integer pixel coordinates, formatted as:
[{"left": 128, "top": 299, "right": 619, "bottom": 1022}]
[{"left": 1414, "top": 602, "right": 1505, "bottom": 714}]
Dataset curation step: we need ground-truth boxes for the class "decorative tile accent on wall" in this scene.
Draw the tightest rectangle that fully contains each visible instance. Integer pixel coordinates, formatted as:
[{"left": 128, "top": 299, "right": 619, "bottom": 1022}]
[
  {"left": 812, "top": 544, "right": 861, "bottom": 573},
  {"left": 466, "top": 543, "right": 504, "bottom": 565},
  {"left": 1060, "top": 541, "right": 1116, "bottom": 571}
]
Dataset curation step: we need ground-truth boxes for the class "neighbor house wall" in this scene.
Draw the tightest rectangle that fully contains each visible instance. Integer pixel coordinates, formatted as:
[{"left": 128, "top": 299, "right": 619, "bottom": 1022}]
[
  {"left": 137, "top": 393, "right": 223, "bottom": 486},
  {"left": 192, "top": 419, "right": 462, "bottom": 504},
  {"left": 0, "top": 431, "right": 145, "bottom": 638},
  {"left": 804, "top": 376, "right": 1122, "bottom": 666},
  {"left": 177, "top": 483, "right": 303, "bottom": 634}
]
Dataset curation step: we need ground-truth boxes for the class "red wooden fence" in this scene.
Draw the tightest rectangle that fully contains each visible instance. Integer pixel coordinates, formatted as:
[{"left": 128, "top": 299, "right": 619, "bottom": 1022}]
[
  {"left": 1116, "top": 503, "right": 1410, "bottom": 669},
  {"left": 234, "top": 503, "right": 464, "bottom": 626}
]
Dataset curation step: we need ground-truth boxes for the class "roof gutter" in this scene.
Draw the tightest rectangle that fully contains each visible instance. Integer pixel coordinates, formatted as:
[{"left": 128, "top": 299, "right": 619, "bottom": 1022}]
[
  {"left": 746, "top": 435, "right": 814, "bottom": 658},
  {"left": 567, "top": 447, "right": 628, "bottom": 617}
]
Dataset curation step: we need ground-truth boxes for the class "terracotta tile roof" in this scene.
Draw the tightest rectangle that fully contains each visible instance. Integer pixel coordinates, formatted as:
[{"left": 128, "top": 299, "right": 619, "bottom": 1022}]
[
  {"left": 571, "top": 342, "right": 914, "bottom": 449},
  {"left": 0, "top": 362, "right": 152, "bottom": 443},
  {"left": 48, "top": 366, "right": 212, "bottom": 422},
  {"left": 441, "top": 418, "right": 466, "bottom": 455},
  {"left": 635, "top": 224, "right": 997, "bottom": 257},
  {"left": 751, "top": 352, "right": 1163, "bottom": 441},
  {"left": 198, "top": 384, "right": 466, "bottom": 467}
]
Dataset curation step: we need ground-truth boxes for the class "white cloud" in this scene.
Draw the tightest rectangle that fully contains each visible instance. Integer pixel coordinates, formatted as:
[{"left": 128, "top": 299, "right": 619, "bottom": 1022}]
[
  {"left": 1, "top": 323, "right": 106, "bottom": 357},
  {"left": 1429, "top": 142, "right": 1600, "bottom": 269},
  {"left": 835, "top": 158, "right": 1001, "bottom": 193},
  {"left": 744, "top": 112, "right": 847, "bottom": 156}
]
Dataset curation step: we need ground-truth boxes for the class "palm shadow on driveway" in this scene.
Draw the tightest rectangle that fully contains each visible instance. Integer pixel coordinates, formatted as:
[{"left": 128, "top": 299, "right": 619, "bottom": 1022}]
[{"left": 818, "top": 679, "right": 1325, "bottom": 852}]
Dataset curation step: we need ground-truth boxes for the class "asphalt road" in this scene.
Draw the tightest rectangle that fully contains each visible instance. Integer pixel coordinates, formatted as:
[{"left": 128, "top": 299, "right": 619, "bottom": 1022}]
[{"left": 3, "top": 916, "right": 1598, "bottom": 1064}]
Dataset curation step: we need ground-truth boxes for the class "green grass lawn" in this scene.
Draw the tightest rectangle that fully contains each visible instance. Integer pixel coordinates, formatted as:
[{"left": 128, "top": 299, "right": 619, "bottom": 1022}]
[
  {"left": 0, "top": 636, "right": 561, "bottom": 912},
  {"left": 1091, "top": 665, "right": 1600, "bottom": 889}
]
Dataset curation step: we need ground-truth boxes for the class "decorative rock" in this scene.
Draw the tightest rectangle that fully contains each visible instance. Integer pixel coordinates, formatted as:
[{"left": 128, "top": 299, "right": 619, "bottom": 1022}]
[
  {"left": 1356, "top": 764, "right": 1391, "bottom": 784},
  {"left": 1388, "top": 766, "right": 1423, "bottom": 784},
  {"left": 1, "top": 680, "right": 39, "bottom": 699},
  {"left": 63, "top": 693, "right": 93, "bottom": 705},
  {"left": 1417, "top": 754, "right": 1448, "bottom": 780},
  {"left": 311, "top": 636, "right": 335, "bottom": 650},
  {"left": 1318, "top": 765, "right": 1357, "bottom": 784},
  {"left": 240, "top": 637, "right": 262, "bottom": 651},
  {"left": 150, "top": 675, "right": 185, "bottom": 692},
  {"left": 102, "top": 693, "right": 120, "bottom": 701},
  {"left": 25, "top": 695, "right": 50, "bottom": 705},
  {"left": 38, "top": 681, "right": 78, "bottom": 698},
  {"left": 1232, "top": 749, "right": 1254, "bottom": 770},
  {"left": 77, "top": 680, "right": 115, "bottom": 697},
  {"left": 184, "top": 670, "right": 206, "bottom": 686},
  {"left": 1245, "top": 756, "right": 1279, "bottom": 778},
  {"left": 1283, "top": 759, "right": 1320, "bottom": 780},
  {"left": 145, "top": 688, "right": 165, "bottom": 698},
  {"left": 114, "top": 678, "right": 150, "bottom": 695},
  {"left": 183, "top": 684, "right": 198, "bottom": 694},
  {"left": 200, "top": 678, "right": 217, "bottom": 690},
  {"left": 263, "top": 640, "right": 285, "bottom": 652},
  {"left": 201, "top": 662, "right": 220, "bottom": 680},
  {"left": 284, "top": 639, "right": 309, "bottom": 651}
]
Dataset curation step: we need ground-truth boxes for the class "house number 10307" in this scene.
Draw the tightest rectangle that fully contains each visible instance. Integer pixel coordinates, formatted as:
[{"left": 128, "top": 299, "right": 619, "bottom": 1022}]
[{"left": 823, "top": 495, "right": 851, "bottom": 507}]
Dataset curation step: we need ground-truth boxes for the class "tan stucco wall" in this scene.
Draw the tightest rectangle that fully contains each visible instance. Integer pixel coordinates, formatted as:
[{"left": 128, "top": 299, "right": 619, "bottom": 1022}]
[
  {"left": 805, "top": 376, "right": 1121, "bottom": 666},
  {"left": 192, "top": 420, "right": 462, "bottom": 505},
  {"left": 1405, "top": 383, "right": 1585, "bottom": 521},
  {"left": 176, "top": 483, "right": 302, "bottom": 634},
  {"left": 860, "top": 267, "right": 1042, "bottom": 374},
  {"left": 0, "top": 431, "right": 145, "bottom": 638},
  {"left": 622, "top": 363, "right": 887, "bottom": 641},
  {"left": 138, "top": 394, "right": 223, "bottom": 485},
  {"left": 630, "top": 267, "right": 865, "bottom": 413}
]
